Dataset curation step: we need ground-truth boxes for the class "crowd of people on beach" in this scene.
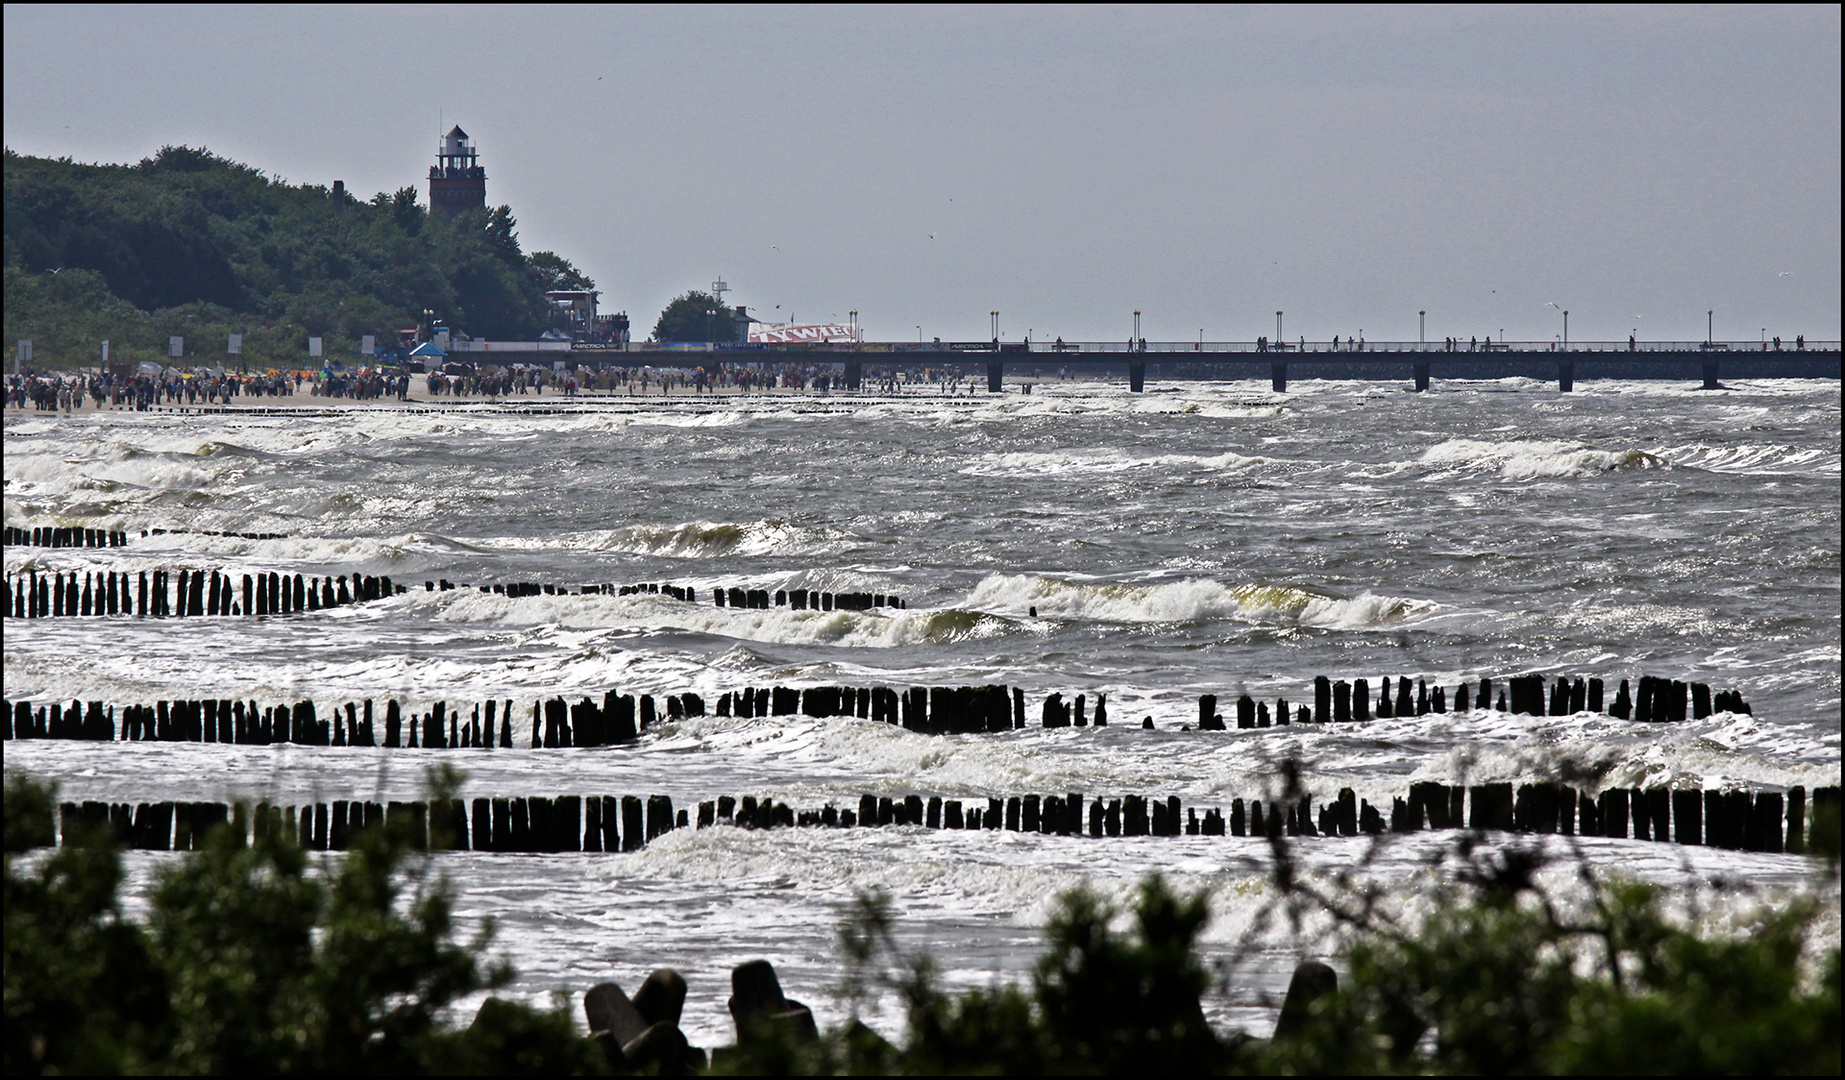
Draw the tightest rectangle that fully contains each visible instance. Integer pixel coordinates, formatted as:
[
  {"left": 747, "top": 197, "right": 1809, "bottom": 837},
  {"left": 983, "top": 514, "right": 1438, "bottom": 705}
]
[
  {"left": 419, "top": 368, "right": 543, "bottom": 398},
  {"left": 9, "top": 361, "right": 1055, "bottom": 411},
  {"left": 5, "top": 369, "right": 303, "bottom": 412},
  {"left": 312, "top": 369, "right": 411, "bottom": 401}
]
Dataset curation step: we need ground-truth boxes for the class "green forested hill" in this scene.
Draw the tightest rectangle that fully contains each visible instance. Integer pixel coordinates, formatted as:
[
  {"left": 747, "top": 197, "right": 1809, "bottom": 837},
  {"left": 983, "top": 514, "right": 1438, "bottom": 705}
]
[{"left": 3, "top": 145, "right": 587, "bottom": 369}]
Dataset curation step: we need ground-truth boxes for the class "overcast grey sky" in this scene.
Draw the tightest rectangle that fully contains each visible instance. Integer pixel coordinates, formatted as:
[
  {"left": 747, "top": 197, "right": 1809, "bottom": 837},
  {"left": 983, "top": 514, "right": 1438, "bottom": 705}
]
[{"left": 5, "top": 4, "right": 1839, "bottom": 342}]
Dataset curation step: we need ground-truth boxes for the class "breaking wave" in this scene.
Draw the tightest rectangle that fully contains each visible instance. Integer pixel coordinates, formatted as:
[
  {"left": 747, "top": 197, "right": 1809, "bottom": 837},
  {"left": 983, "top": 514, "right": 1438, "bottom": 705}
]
[
  {"left": 1420, "top": 438, "right": 1660, "bottom": 480},
  {"left": 962, "top": 574, "right": 1438, "bottom": 628},
  {"left": 591, "top": 519, "right": 829, "bottom": 558},
  {"left": 410, "top": 589, "right": 1009, "bottom": 648}
]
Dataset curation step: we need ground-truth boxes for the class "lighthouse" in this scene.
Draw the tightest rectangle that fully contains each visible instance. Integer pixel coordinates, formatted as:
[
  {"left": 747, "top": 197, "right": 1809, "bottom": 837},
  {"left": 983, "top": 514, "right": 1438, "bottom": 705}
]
[{"left": 428, "top": 125, "right": 486, "bottom": 218}]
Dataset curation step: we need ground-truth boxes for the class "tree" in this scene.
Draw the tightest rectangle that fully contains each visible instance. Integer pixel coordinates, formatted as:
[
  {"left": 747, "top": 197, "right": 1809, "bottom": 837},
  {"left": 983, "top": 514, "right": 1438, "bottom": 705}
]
[
  {"left": 527, "top": 251, "right": 594, "bottom": 292},
  {"left": 4, "top": 147, "right": 572, "bottom": 364},
  {"left": 3, "top": 771, "right": 605, "bottom": 1075},
  {"left": 3, "top": 773, "right": 168, "bottom": 1074},
  {"left": 652, "top": 290, "right": 737, "bottom": 343}
]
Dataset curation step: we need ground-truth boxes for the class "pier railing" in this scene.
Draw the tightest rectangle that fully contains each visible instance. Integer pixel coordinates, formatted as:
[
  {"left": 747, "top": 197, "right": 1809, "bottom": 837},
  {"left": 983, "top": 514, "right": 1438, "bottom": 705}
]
[
  {"left": 568, "top": 339, "right": 1840, "bottom": 356},
  {"left": 1008, "top": 339, "right": 1841, "bottom": 355}
]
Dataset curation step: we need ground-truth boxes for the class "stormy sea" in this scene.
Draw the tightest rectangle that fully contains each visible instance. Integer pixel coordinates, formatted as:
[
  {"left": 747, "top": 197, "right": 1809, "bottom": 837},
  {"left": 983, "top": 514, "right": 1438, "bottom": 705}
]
[{"left": 5, "top": 376, "right": 1839, "bottom": 1046}]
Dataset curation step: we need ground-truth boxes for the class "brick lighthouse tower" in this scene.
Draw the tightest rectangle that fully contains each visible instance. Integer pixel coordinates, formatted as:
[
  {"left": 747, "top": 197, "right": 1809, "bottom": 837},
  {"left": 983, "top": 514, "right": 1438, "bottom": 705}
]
[{"left": 428, "top": 125, "right": 486, "bottom": 218}]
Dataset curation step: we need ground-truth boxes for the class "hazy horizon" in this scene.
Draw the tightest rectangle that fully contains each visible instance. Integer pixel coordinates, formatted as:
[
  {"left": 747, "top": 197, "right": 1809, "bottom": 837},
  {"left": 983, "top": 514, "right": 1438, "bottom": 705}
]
[{"left": 5, "top": 5, "right": 1839, "bottom": 342}]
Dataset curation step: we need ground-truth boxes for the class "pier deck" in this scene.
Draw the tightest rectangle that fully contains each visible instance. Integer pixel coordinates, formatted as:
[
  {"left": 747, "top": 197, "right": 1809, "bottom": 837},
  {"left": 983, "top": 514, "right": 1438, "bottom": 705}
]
[{"left": 582, "top": 343, "right": 1841, "bottom": 393}]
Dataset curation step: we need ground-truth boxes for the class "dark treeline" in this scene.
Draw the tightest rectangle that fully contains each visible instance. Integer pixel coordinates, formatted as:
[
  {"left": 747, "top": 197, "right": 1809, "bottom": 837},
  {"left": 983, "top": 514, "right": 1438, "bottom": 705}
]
[{"left": 4, "top": 146, "right": 591, "bottom": 368}]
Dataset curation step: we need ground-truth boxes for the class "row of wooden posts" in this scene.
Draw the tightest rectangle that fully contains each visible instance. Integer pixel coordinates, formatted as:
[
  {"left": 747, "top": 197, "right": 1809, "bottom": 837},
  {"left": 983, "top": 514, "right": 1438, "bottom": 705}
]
[
  {"left": 4, "top": 567, "right": 905, "bottom": 620},
  {"left": 6, "top": 569, "right": 402, "bottom": 619},
  {"left": 0, "top": 671, "right": 1756, "bottom": 747},
  {"left": 28, "top": 782, "right": 1835, "bottom": 856},
  {"left": 431, "top": 578, "right": 905, "bottom": 611},
  {"left": 143, "top": 527, "right": 289, "bottom": 540},
  {"left": 4, "top": 694, "right": 689, "bottom": 748},
  {"left": 3, "top": 525, "right": 130, "bottom": 548},
  {"left": 1199, "top": 674, "right": 1750, "bottom": 726},
  {"left": 1, "top": 526, "right": 291, "bottom": 548}
]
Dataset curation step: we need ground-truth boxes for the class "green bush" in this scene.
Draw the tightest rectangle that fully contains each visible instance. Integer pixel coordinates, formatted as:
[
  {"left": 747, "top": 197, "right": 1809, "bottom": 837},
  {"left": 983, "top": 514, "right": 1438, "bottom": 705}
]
[{"left": 3, "top": 771, "right": 605, "bottom": 1075}]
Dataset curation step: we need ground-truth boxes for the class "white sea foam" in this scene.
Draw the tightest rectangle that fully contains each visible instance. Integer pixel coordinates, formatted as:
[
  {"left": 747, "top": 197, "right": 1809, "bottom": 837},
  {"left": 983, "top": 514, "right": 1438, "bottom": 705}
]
[
  {"left": 958, "top": 448, "right": 1271, "bottom": 477},
  {"left": 1653, "top": 442, "right": 1841, "bottom": 476},
  {"left": 1419, "top": 438, "right": 1660, "bottom": 479}
]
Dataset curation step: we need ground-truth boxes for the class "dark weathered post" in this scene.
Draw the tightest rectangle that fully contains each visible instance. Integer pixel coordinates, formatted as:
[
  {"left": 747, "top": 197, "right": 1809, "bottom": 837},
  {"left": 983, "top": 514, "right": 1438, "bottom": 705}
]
[
  {"left": 1558, "top": 359, "right": 1574, "bottom": 392},
  {"left": 1599, "top": 788, "right": 1629, "bottom": 838},
  {"left": 1786, "top": 786, "right": 1806, "bottom": 853},
  {"left": 1270, "top": 359, "right": 1286, "bottom": 393},
  {"left": 987, "top": 360, "right": 1003, "bottom": 393},
  {"left": 1673, "top": 789, "right": 1702, "bottom": 845},
  {"left": 1128, "top": 360, "right": 1145, "bottom": 393},
  {"left": 620, "top": 797, "right": 644, "bottom": 851},
  {"left": 1750, "top": 791, "right": 1784, "bottom": 853},
  {"left": 1413, "top": 359, "right": 1430, "bottom": 392}
]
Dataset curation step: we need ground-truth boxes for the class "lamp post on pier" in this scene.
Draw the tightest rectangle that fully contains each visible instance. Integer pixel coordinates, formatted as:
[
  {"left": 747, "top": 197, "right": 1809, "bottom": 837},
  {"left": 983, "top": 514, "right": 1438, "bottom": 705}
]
[
  {"left": 1420, "top": 310, "right": 1426, "bottom": 344},
  {"left": 1548, "top": 301, "right": 1568, "bottom": 347}
]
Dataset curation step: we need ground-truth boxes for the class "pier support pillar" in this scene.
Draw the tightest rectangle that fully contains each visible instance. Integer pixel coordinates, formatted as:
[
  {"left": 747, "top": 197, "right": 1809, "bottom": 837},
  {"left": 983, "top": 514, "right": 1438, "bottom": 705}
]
[
  {"left": 1128, "top": 361, "right": 1146, "bottom": 393},
  {"left": 1413, "top": 360, "right": 1431, "bottom": 392},
  {"left": 1270, "top": 360, "right": 1287, "bottom": 393},
  {"left": 987, "top": 361, "right": 1003, "bottom": 393},
  {"left": 1558, "top": 360, "right": 1574, "bottom": 393},
  {"left": 1701, "top": 358, "right": 1719, "bottom": 390},
  {"left": 844, "top": 360, "right": 863, "bottom": 391}
]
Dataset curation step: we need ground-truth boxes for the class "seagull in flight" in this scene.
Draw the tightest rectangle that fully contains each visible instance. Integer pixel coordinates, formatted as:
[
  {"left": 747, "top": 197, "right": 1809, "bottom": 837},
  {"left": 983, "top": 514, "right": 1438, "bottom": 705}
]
[{"left": 1778, "top": 271, "right": 1792, "bottom": 277}]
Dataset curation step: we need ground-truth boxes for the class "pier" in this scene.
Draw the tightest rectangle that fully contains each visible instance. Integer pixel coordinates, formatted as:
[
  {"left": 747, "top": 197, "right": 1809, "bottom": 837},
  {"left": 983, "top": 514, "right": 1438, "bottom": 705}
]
[{"left": 582, "top": 341, "right": 1840, "bottom": 393}]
